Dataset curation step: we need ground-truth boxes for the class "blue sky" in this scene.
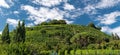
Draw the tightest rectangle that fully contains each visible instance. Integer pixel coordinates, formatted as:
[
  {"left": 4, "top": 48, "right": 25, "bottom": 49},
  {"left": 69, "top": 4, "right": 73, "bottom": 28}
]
[{"left": 0, "top": 0, "right": 120, "bottom": 36}]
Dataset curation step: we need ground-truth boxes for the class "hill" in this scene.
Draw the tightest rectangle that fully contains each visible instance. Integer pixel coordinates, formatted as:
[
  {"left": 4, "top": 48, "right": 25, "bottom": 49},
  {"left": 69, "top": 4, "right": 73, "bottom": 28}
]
[
  {"left": 0, "top": 20, "right": 120, "bottom": 55},
  {"left": 25, "top": 23, "right": 111, "bottom": 49}
]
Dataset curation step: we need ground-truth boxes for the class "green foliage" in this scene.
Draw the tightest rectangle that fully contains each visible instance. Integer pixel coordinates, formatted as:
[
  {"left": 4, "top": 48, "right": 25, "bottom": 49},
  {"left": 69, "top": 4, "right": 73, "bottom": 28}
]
[
  {"left": 1, "top": 23, "right": 10, "bottom": 44},
  {"left": 87, "top": 44, "right": 97, "bottom": 49},
  {"left": 49, "top": 20, "right": 66, "bottom": 25},
  {"left": 88, "top": 22, "right": 96, "bottom": 28},
  {"left": 25, "top": 24, "right": 111, "bottom": 50},
  {"left": 41, "top": 22, "right": 48, "bottom": 25},
  {"left": 13, "top": 21, "right": 26, "bottom": 43},
  {"left": 0, "top": 20, "right": 119, "bottom": 54},
  {"left": 21, "top": 20, "right": 26, "bottom": 42},
  {"left": 88, "top": 22, "right": 101, "bottom": 30},
  {"left": 73, "top": 50, "right": 120, "bottom": 55},
  {"left": 70, "top": 50, "right": 75, "bottom": 55},
  {"left": 38, "top": 20, "right": 67, "bottom": 25},
  {"left": 0, "top": 43, "right": 41, "bottom": 55},
  {"left": 58, "top": 20, "right": 67, "bottom": 24},
  {"left": 112, "top": 33, "right": 120, "bottom": 40}
]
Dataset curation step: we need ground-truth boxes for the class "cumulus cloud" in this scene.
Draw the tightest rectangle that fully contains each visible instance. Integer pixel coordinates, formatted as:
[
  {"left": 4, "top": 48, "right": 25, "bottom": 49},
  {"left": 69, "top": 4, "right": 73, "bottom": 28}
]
[
  {"left": 95, "top": 0, "right": 120, "bottom": 9},
  {"left": 6, "top": 18, "right": 19, "bottom": 27},
  {"left": 84, "top": 5, "right": 97, "bottom": 15},
  {"left": 101, "top": 26, "right": 120, "bottom": 37},
  {"left": 20, "top": 0, "right": 120, "bottom": 27},
  {"left": 32, "top": 0, "right": 66, "bottom": 7},
  {"left": 13, "top": 11, "right": 19, "bottom": 14},
  {"left": 21, "top": 5, "right": 65, "bottom": 24},
  {"left": 97, "top": 11, "right": 120, "bottom": 25},
  {"left": 0, "top": 0, "right": 10, "bottom": 8},
  {"left": 0, "top": 0, "right": 14, "bottom": 8},
  {"left": 83, "top": 0, "right": 120, "bottom": 15},
  {"left": 101, "top": 26, "right": 112, "bottom": 33},
  {"left": 21, "top": 1, "right": 81, "bottom": 24},
  {"left": 64, "top": 3, "right": 75, "bottom": 10}
]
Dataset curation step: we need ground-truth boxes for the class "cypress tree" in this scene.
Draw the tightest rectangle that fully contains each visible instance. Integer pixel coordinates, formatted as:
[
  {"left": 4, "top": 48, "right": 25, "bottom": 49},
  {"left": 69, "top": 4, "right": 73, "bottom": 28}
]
[
  {"left": 1, "top": 23, "right": 10, "bottom": 44},
  {"left": 13, "top": 21, "right": 26, "bottom": 43},
  {"left": 21, "top": 20, "right": 26, "bottom": 42},
  {"left": 14, "top": 21, "right": 21, "bottom": 42}
]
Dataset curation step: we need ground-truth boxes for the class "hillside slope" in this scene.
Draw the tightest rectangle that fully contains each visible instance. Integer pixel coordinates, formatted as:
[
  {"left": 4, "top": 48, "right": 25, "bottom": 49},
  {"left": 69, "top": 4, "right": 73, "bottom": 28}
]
[
  {"left": 25, "top": 24, "right": 111, "bottom": 50},
  {"left": 1, "top": 22, "right": 120, "bottom": 55}
]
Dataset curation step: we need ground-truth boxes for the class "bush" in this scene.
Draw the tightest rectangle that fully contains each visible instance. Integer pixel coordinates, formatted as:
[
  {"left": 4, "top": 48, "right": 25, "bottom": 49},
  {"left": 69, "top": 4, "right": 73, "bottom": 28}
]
[
  {"left": 70, "top": 50, "right": 75, "bottom": 55},
  {"left": 40, "top": 50, "right": 51, "bottom": 55}
]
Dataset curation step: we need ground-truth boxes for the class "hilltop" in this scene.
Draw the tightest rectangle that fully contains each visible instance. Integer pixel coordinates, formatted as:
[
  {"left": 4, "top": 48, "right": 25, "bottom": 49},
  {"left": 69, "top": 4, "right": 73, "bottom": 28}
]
[
  {"left": 0, "top": 20, "right": 120, "bottom": 55},
  {"left": 25, "top": 20, "right": 112, "bottom": 50}
]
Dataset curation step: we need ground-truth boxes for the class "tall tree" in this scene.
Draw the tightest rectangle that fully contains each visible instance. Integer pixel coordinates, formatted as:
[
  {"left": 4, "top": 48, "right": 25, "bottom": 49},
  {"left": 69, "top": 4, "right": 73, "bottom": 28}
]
[
  {"left": 21, "top": 20, "right": 26, "bottom": 42},
  {"left": 14, "top": 21, "right": 21, "bottom": 42},
  {"left": 13, "top": 21, "right": 26, "bottom": 43},
  {"left": 1, "top": 23, "right": 10, "bottom": 44}
]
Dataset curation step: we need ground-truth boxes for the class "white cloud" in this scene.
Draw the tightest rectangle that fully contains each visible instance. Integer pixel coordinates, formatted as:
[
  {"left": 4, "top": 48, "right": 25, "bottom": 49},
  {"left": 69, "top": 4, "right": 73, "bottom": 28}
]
[
  {"left": 65, "top": 19, "right": 73, "bottom": 24},
  {"left": 0, "top": 0, "right": 10, "bottom": 8},
  {"left": 26, "top": 23, "right": 34, "bottom": 27},
  {"left": 32, "top": 0, "right": 66, "bottom": 7},
  {"left": 21, "top": 4, "right": 81, "bottom": 24},
  {"left": 84, "top": 5, "right": 97, "bottom": 15},
  {"left": 111, "top": 26, "right": 120, "bottom": 36},
  {"left": 101, "top": 26, "right": 112, "bottom": 33},
  {"left": 95, "top": 0, "right": 120, "bottom": 9},
  {"left": 21, "top": 0, "right": 85, "bottom": 25},
  {"left": 21, "top": 5, "right": 64, "bottom": 24},
  {"left": 83, "top": 0, "right": 120, "bottom": 15},
  {"left": 6, "top": 18, "right": 19, "bottom": 27},
  {"left": 6, "top": 0, "right": 14, "bottom": 6},
  {"left": 0, "top": 31, "right": 2, "bottom": 34},
  {"left": 97, "top": 11, "right": 120, "bottom": 25},
  {"left": 65, "top": 8, "right": 82, "bottom": 19},
  {"left": 101, "top": 26, "right": 120, "bottom": 37},
  {"left": 13, "top": 11, "right": 19, "bottom": 14},
  {"left": 64, "top": 3, "right": 75, "bottom": 10}
]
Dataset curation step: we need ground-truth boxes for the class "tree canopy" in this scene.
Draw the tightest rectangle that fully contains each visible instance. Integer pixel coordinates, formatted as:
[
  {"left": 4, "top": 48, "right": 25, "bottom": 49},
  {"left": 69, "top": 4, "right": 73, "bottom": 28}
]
[{"left": 1, "top": 23, "right": 10, "bottom": 44}]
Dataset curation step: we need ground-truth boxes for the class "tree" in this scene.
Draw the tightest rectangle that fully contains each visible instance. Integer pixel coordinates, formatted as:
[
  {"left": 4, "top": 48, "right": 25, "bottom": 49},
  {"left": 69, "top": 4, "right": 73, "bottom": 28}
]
[
  {"left": 88, "top": 22, "right": 96, "bottom": 28},
  {"left": 112, "top": 33, "right": 120, "bottom": 40},
  {"left": 49, "top": 20, "right": 67, "bottom": 25},
  {"left": 14, "top": 21, "right": 21, "bottom": 43},
  {"left": 58, "top": 20, "right": 66, "bottom": 24},
  {"left": 13, "top": 21, "right": 26, "bottom": 43},
  {"left": 1, "top": 23, "right": 10, "bottom": 44},
  {"left": 115, "top": 33, "right": 119, "bottom": 40},
  {"left": 49, "top": 20, "right": 59, "bottom": 24},
  {"left": 40, "top": 22, "right": 48, "bottom": 25},
  {"left": 88, "top": 22, "right": 101, "bottom": 30},
  {"left": 21, "top": 20, "right": 26, "bottom": 42}
]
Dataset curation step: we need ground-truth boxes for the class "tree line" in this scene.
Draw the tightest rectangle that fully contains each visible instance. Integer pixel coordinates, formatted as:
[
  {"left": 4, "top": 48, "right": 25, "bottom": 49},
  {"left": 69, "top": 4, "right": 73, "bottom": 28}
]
[{"left": 1, "top": 20, "right": 26, "bottom": 44}]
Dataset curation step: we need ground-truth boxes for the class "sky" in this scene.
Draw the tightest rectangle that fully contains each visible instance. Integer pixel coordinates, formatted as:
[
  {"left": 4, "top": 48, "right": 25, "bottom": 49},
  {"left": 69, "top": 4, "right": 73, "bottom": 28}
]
[{"left": 0, "top": 0, "right": 120, "bottom": 36}]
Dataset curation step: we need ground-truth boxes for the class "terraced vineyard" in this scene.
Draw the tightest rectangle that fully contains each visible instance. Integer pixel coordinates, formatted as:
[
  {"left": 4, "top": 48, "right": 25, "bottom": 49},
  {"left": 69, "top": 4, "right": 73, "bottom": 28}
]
[{"left": 0, "top": 20, "right": 120, "bottom": 55}]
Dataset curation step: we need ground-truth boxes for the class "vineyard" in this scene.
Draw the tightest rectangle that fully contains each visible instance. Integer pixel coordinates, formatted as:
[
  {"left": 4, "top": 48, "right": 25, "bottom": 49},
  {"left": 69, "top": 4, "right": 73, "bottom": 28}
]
[
  {"left": 0, "top": 20, "right": 120, "bottom": 55},
  {"left": 49, "top": 50, "right": 120, "bottom": 55}
]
